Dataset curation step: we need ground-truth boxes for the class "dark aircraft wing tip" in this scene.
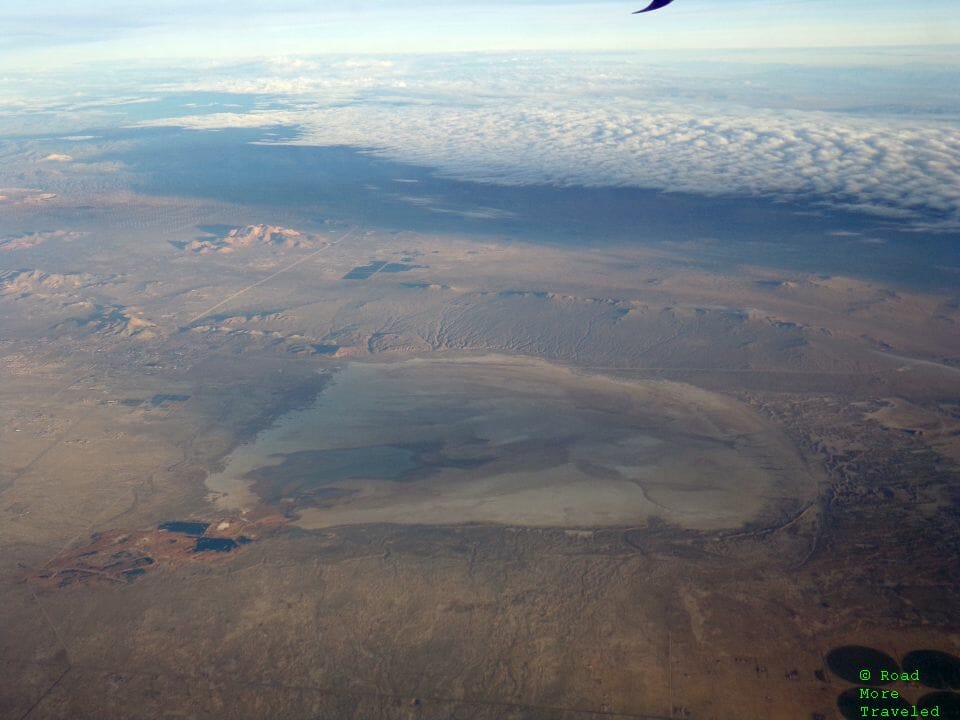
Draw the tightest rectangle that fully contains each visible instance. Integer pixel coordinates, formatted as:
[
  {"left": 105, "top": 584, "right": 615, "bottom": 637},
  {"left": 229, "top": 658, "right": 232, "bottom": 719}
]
[{"left": 634, "top": 0, "right": 675, "bottom": 13}]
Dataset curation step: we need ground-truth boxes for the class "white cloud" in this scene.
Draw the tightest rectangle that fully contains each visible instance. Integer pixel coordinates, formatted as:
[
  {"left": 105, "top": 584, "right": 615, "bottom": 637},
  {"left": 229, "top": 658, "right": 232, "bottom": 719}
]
[
  {"left": 142, "top": 97, "right": 960, "bottom": 229},
  {"left": 6, "top": 51, "right": 943, "bottom": 229}
]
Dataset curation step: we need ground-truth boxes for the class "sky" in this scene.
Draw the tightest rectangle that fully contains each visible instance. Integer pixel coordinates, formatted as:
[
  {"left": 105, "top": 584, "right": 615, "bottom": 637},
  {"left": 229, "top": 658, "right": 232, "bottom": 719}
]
[
  {"left": 1, "top": 0, "right": 958, "bottom": 70},
  {"left": 1, "top": 1, "right": 957, "bottom": 235}
]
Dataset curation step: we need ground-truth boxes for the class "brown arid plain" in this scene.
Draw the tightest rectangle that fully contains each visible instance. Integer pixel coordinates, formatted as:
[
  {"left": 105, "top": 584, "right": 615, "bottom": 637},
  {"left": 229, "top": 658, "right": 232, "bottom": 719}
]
[{"left": 1, "top": 176, "right": 959, "bottom": 720}]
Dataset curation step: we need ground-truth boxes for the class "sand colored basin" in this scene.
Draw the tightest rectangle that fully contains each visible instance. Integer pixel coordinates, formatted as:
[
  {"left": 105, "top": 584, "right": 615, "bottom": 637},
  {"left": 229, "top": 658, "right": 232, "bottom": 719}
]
[{"left": 206, "top": 355, "right": 818, "bottom": 531}]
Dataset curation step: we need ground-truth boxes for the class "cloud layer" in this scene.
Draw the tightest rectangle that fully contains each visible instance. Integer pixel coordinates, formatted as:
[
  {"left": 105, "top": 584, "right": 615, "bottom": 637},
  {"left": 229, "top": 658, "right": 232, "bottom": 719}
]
[
  {"left": 296, "top": 103, "right": 960, "bottom": 226},
  {"left": 135, "top": 54, "right": 960, "bottom": 230}
]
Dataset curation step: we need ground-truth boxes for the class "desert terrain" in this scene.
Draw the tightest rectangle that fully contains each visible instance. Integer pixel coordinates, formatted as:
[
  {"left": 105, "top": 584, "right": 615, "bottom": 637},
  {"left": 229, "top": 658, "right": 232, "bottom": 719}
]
[{"left": 1, "top": 132, "right": 959, "bottom": 720}]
